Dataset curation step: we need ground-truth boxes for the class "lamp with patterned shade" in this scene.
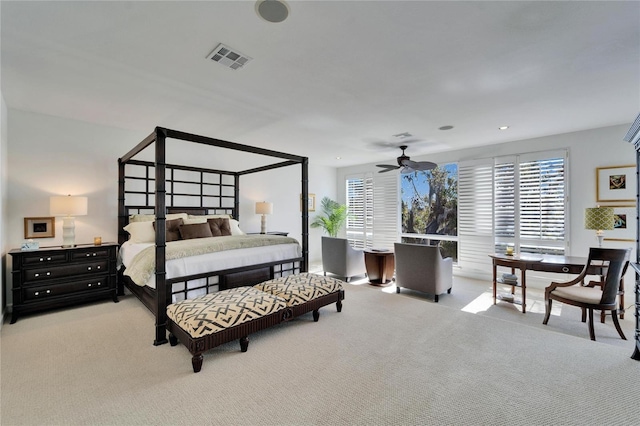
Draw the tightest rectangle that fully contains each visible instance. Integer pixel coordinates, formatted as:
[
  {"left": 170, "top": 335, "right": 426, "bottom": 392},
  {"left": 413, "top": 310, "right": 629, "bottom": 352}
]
[{"left": 584, "top": 206, "right": 614, "bottom": 247}]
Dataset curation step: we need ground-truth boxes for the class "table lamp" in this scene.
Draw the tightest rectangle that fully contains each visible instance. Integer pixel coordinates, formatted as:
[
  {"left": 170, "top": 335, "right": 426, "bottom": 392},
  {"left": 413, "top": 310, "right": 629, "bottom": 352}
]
[
  {"left": 584, "top": 206, "right": 614, "bottom": 247},
  {"left": 50, "top": 195, "right": 88, "bottom": 247},
  {"left": 255, "top": 201, "right": 273, "bottom": 234}
]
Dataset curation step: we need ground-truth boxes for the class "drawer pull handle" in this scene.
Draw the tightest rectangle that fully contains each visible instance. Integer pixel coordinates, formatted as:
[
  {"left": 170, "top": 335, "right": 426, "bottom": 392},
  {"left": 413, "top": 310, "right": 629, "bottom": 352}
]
[
  {"left": 562, "top": 267, "right": 569, "bottom": 273},
  {"left": 88, "top": 283, "right": 92, "bottom": 287},
  {"left": 46, "top": 290, "right": 50, "bottom": 294},
  {"left": 46, "top": 272, "right": 50, "bottom": 276},
  {"left": 87, "top": 267, "right": 92, "bottom": 271},
  {"left": 35, "top": 273, "right": 39, "bottom": 277},
  {"left": 97, "top": 266, "right": 101, "bottom": 269},
  {"left": 34, "top": 291, "right": 39, "bottom": 296},
  {"left": 93, "top": 253, "right": 97, "bottom": 256},
  {"left": 97, "top": 282, "right": 102, "bottom": 286}
]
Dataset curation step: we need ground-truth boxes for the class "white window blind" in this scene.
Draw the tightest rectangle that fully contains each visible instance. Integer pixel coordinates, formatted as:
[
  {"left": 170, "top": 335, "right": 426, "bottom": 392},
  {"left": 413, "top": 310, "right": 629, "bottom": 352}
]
[
  {"left": 458, "top": 158, "right": 495, "bottom": 272},
  {"left": 372, "top": 172, "right": 399, "bottom": 250},
  {"left": 346, "top": 174, "right": 373, "bottom": 249},
  {"left": 495, "top": 151, "right": 567, "bottom": 255}
]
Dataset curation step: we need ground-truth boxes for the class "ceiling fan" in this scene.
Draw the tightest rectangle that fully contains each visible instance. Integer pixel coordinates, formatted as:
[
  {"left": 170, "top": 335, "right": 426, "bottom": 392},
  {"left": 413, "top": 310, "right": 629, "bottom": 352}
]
[{"left": 376, "top": 145, "right": 437, "bottom": 174}]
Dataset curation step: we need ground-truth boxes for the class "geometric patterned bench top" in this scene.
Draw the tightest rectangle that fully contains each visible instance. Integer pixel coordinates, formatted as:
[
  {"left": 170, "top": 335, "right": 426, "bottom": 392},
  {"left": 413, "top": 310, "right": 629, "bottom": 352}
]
[
  {"left": 166, "top": 286, "right": 287, "bottom": 339},
  {"left": 253, "top": 273, "right": 344, "bottom": 307}
]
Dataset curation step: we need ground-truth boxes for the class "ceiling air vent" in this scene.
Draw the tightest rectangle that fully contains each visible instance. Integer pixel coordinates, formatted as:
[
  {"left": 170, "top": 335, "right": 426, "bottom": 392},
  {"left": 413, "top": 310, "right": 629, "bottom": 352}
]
[{"left": 206, "top": 43, "right": 252, "bottom": 70}]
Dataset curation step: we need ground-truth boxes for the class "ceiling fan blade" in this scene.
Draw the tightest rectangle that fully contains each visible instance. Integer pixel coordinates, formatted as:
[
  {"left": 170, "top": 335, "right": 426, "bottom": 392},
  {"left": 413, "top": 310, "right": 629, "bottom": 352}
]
[
  {"left": 377, "top": 165, "right": 400, "bottom": 173},
  {"left": 400, "top": 166, "right": 414, "bottom": 174},
  {"left": 413, "top": 161, "right": 438, "bottom": 171}
]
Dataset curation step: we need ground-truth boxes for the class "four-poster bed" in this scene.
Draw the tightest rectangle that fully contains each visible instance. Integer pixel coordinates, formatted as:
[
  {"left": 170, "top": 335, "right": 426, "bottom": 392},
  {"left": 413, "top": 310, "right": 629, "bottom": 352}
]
[{"left": 118, "top": 127, "right": 310, "bottom": 345}]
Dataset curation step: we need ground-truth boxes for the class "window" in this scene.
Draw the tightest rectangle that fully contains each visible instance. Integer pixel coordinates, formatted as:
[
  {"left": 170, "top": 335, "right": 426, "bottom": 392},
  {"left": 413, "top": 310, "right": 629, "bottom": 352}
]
[
  {"left": 494, "top": 151, "right": 567, "bottom": 255},
  {"left": 400, "top": 164, "right": 458, "bottom": 261},
  {"left": 346, "top": 174, "right": 373, "bottom": 249}
]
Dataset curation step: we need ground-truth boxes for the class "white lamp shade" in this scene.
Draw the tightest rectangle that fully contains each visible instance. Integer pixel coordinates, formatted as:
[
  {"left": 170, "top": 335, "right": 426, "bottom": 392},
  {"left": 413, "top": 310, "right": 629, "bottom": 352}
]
[
  {"left": 255, "top": 201, "right": 273, "bottom": 215},
  {"left": 50, "top": 196, "right": 88, "bottom": 217}
]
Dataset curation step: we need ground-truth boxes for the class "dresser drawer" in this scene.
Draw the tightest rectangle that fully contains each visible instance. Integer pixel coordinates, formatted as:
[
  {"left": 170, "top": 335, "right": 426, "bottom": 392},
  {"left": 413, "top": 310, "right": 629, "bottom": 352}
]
[
  {"left": 21, "top": 252, "right": 67, "bottom": 266},
  {"left": 24, "top": 260, "right": 109, "bottom": 283},
  {"left": 22, "top": 275, "right": 111, "bottom": 302},
  {"left": 70, "top": 248, "right": 110, "bottom": 260}
]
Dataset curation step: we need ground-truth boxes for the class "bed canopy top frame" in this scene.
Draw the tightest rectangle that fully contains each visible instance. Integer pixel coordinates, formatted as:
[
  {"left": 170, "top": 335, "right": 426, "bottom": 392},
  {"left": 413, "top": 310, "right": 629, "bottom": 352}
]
[{"left": 118, "top": 127, "right": 309, "bottom": 345}]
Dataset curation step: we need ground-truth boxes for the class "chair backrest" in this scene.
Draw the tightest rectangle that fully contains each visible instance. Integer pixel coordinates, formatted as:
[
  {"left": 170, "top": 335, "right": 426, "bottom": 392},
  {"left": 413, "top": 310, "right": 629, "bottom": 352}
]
[{"left": 585, "top": 247, "right": 631, "bottom": 304}]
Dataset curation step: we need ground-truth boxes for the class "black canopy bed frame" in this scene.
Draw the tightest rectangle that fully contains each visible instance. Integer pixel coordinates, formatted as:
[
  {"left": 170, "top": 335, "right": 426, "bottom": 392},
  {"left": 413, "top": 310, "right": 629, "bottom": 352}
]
[
  {"left": 118, "top": 127, "right": 309, "bottom": 345},
  {"left": 623, "top": 113, "right": 640, "bottom": 361}
]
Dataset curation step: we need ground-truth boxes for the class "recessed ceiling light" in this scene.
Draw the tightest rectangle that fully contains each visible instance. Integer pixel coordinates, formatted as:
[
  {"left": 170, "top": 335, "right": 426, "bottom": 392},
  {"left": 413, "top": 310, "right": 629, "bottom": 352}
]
[
  {"left": 498, "top": 126, "right": 510, "bottom": 130},
  {"left": 336, "top": 156, "right": 341, "bottom": 160},
  {"left": 439, "top": 125, "right": 454, "bottom": 131},
  {"left": 255, "top": 0, "right": 290, "bottom": 23}
]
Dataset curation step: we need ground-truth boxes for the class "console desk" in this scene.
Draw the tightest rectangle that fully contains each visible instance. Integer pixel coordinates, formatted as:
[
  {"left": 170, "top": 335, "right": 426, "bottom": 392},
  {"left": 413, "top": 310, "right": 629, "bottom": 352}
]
[{"left": 489, "top": 253, "right": 610, "bottom": 314}]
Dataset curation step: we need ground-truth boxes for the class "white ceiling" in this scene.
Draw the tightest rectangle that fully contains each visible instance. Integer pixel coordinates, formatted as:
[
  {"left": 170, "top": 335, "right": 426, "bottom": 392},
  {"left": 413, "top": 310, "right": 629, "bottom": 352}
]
[{"left": 2, "top": 1, "right": 639, "bottom": 167}]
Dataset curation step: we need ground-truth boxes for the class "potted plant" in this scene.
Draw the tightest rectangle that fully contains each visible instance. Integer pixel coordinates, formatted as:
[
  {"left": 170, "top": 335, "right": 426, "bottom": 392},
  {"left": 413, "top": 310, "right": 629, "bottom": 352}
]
[{"left": 310, "top": 197, "right": 348, "bottom": 237}]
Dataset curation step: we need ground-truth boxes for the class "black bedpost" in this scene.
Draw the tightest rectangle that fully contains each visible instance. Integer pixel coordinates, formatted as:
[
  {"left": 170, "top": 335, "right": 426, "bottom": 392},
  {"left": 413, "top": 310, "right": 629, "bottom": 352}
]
[
  {"left": 117, "top": 158, "right": 126, "bottom": 245},
  {"left": 234, "top": 173, "right": 240, "bottom": 220},
  {"left": 154, "top": 127, "right": 169, "bottom": 346},
  {"left": 302, "top": 157, "right": 309, "bottom": 272},
  {"left": 623, "top": 113, "right": 640, "bottom": 361}
]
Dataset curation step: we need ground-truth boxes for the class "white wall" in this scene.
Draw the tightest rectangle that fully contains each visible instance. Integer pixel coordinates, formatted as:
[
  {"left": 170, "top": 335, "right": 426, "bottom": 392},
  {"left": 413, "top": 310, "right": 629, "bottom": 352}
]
[
  {"left": 337, "top": 124, "right": 637, "bottom": 301},
  {"left": 4, "top": 109, "right": 336, "bottom": 307},
  {"left": 1, "top": 94, "right": 7, "bottom": 325}
]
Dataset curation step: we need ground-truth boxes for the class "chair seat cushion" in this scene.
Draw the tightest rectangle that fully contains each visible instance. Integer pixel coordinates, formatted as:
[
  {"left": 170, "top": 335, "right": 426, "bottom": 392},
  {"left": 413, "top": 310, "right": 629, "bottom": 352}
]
[
  {"left": 253, "top": 273, "right": 343, "bottom": 307},
  {"left": 551, "top": 285, "right": 603, "bottom": 304},
  {"left": 166, "top": 286, "right": 287, "bottom": 338}
]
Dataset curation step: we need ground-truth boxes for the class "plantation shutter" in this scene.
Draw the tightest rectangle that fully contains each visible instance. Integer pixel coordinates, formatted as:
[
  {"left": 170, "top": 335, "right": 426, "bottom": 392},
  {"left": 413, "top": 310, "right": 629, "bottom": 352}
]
[
  {"left": 458, "top": 158, "right": 495, "bottom": 272},
  {"left": 517, "top": 151, "right": 567, "bottom": 254},
  {"left": 346, "top": 174, "right": 373, "bottom": 249},
  {"left": 372, "top": 172, "right": 399, "bottom": 250}
]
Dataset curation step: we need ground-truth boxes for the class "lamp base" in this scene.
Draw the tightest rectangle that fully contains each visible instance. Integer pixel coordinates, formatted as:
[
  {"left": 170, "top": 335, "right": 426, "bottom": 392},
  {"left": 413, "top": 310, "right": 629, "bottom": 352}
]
[
  {"left": 61, "top": 216, "right": 77, "bottom": 248},
  {"left": 260, "top": 215, "right": 267, "bottom": 234}
]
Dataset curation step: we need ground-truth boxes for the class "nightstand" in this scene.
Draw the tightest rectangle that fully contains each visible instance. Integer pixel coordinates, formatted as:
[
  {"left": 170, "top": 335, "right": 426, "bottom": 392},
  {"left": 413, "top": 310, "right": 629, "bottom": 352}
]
[{"left": 9, "top": 243, "right": 118, "bottom": 323}]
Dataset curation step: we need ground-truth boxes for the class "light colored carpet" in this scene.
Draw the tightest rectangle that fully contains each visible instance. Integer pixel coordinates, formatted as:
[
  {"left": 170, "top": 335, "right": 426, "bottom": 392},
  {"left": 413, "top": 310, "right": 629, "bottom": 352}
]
[{"left": 1, "top": 276, "right": 639, "bottom": 425}]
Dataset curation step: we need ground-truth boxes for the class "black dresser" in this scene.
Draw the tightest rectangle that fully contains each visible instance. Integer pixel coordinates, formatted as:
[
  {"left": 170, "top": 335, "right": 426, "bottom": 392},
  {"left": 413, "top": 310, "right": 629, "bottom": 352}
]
[{"left": 9, "top": 243, "right": 118, "bottom": 323}]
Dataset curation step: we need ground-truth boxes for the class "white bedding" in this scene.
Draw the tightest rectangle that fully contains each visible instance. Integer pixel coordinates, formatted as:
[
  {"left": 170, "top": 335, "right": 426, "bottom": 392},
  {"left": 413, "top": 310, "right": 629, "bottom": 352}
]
[{"left": 119, "top": 239, "right": 302, "bottom": 300}]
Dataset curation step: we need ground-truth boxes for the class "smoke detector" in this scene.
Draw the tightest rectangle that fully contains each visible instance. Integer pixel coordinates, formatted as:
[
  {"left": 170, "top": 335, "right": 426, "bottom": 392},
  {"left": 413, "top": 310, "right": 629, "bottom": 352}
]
[{"left": 206, "top": 43, "right": 252, "bottom": 70}]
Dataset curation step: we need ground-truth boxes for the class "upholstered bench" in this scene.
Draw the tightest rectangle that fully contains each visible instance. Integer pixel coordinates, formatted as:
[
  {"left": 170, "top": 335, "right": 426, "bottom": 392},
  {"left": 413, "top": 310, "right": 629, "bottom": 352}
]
[
  {"left": 166, "top": 286, "right": 289, "bottom": 373},
  {"left": 253, "top": 273, "right": 344, "bottom": 321},
  {"left": 167, "top": 273, "right": 345, "bottom": 373}
]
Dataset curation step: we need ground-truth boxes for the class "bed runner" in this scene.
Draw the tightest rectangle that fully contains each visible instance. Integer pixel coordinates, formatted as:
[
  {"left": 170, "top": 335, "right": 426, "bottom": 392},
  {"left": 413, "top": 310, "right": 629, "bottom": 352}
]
[{"left": 124, "top": 235, "right": 298, "bottom": 286}]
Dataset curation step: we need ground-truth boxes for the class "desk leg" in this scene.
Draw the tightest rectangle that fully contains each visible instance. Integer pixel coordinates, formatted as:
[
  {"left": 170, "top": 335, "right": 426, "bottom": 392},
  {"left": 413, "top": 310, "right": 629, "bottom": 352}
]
[
  {"left": 492, "top": 262, "right": 497, "bottom": 305},
  {"left": 521, "top": 269, "right": 526, "bottom": 314}
]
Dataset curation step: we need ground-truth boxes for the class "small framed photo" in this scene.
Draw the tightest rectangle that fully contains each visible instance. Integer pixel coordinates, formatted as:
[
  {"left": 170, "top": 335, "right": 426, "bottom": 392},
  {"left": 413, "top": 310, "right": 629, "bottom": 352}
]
[
  {"left": 604, "top": 206, "right": 635, "bottom": 242},
  {"left": 596, "top": 165, "right": 635, "bottom": 202},
  {"left": 24, "top": 217, "right": 55, "bottom": 239},
  {"left": 300, "top": 193, "right": 316, "bottom": 212}
]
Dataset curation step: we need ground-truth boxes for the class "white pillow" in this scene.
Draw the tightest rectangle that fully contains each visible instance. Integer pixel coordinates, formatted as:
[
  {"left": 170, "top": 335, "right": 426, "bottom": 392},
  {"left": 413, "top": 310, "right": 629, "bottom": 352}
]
[
  {"left": 229, "top": 219, "right": 245, "bottom": 236},
  {"left": 187, "top": 214, "right": 230, "bottom": 220},
  {"left": 123, "top": 221, "right": 155, "bottom": 243},
  {"left": 129, "top": 213, "right": 188, "bottom": 222},
  {"left": 183, "top": 217, "right": 208, "bottom": 225}
]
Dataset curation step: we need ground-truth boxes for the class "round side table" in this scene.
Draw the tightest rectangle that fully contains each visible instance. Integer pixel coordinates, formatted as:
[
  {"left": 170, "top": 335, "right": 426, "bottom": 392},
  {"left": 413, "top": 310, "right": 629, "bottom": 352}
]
[{"left": 364, "top": 249, "right": 395, "bottom": 286}]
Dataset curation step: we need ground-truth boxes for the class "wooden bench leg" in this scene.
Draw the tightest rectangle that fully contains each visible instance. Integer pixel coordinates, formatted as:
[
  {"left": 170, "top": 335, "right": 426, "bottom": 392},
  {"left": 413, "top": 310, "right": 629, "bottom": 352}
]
[
  {"left": 336, "top": 299, "right": 343, "bottom": 312},
  {"left": 313, "top": 309, "right": 320, "bottom": 322},
  {"left": 240, "top": 336, "right": 250, "bottom": 352},
  {"left": 192, "top": 354, "right": 204, "bottom": 373},
  {"left": 169, "top": 333, "right": 178, "bottom": 346}
]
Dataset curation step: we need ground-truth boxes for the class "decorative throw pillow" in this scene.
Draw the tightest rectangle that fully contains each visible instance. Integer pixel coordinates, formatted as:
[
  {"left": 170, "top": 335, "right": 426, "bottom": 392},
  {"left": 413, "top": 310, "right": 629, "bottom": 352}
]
[
  {"left": 229, "top": 219, "right": 245, "bottom": 236},
  {"left": 153, "top": 218, "right": 184, "bottom": 242},
  {"left": 179, "top": 223, "right": 214, "bottom": 240},
  {"left": 123, "top": 221, "right": 155, "bottom": 243},
  {"left": 207, "top": 218, "right": 232, "bottom": 237}
]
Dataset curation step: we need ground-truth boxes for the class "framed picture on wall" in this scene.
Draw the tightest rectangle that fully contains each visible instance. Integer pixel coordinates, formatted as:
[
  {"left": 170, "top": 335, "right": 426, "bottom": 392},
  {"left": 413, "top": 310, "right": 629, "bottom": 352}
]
[
  {"left": 300, "top": 193, "right": 316, "bottom": 212},
  {"left": 24, "top": 217, "right": 55, "bottom": 239},
  {"left": 596, "top": 165, "right": 635, "bottom": 202},
  {"left": 604, "top": 206, "right": 635, "bottom": 242}
]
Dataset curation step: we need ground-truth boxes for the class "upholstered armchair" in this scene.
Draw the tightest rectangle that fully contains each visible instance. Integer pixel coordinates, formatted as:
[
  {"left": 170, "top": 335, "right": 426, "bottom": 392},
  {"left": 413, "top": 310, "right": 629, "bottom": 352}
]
[
  {"left": 543, "top": 247, "right": 631, "bottom": 341},
  {"left": 394, "top": 243, "right": 453, "bottom": 302},
  {"left": 321, "top": 236, "right": 367, "bottom": 282}
]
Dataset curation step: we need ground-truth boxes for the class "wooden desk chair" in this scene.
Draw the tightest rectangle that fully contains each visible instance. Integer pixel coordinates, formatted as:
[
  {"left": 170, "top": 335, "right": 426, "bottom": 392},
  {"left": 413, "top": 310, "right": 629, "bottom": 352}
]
[{"left": 542, "top": 247, "right": 631, "bottom": 341}]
